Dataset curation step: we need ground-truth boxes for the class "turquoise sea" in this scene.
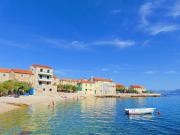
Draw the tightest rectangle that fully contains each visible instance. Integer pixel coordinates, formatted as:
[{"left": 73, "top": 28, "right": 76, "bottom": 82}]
[{"left": 0, "top": 95, "right": 180, "bottom": 135}]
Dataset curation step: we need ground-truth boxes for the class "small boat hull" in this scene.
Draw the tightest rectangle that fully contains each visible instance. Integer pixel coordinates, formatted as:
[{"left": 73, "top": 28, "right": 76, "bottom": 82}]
[{"left": 125, "top": 108, "right": 156, "bottom": 115}]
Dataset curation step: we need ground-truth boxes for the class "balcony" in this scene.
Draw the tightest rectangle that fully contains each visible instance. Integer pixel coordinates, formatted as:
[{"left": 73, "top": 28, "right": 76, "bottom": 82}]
[
  {"left": 38, "top": 78, "right": 53, "bottom": 82},
  {"left": 38, "top": 71, "right": 53, "bottom": 76}
]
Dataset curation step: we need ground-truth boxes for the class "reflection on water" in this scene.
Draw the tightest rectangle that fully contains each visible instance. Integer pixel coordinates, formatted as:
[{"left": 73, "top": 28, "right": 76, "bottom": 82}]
[
  {"left": 128, "top": 114, "right": 154, "bottom": 121},
  {"left": 0, "top": 96, "right": 180, "bottom": 134}
]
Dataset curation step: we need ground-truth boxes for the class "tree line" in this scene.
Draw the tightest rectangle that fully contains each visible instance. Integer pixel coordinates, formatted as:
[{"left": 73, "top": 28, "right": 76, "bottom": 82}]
[
  {"left": 116, "top": 87, "right": 150, "bottom": 93},
  {"left": 0, "top": 80, "right": 32, "bottom": 97},
  {"left": 57, "top": 84, "right": 78, "bottom": 93}
]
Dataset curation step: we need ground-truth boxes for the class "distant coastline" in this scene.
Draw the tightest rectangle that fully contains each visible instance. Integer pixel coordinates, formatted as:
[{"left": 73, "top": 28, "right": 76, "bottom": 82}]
[{"left": 96, "top": 93, "right": 161, "bottom": 98}]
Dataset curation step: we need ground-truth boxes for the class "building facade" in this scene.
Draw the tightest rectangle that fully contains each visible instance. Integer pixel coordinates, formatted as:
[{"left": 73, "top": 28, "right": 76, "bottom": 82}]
[
  {"left": 77, "top": 77, "right": 116, "bottom": 96},
  {"left": 0, "top": 68, "right": 11, "bottom": 82},
  {"left": 129, "top": 85, "right": 146, "bottom": 93},
  {"left": 53, "top": 76, "right": 59, "bottom": 86},
  {"left": 11, "top": 69, "right": 34, "bottom": 85},
  {"left": 30, "top": 64, "right": 57, "bottom": 94},
  {"left": 77, "top": 80, "right": 95, "bottom": 96},
  {"left": 0, "top": 64, "right": 58, "bottom": 95},
  {"left": 92, "top": 77, "right": 116, "bottom": 95},
  {"left": 59, "top": 78, "right": 79, "bottom": 86}
]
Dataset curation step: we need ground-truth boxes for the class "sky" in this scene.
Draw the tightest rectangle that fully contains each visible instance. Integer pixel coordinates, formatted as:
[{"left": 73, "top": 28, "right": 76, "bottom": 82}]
[{"left": 0, "top": 0, "right": 180, "bottom": 90}]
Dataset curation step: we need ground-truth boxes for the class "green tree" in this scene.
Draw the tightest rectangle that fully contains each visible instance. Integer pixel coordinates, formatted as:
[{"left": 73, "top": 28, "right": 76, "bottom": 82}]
[
  {"left": 0, "top": 83, "right": 8, "bottom": 96},
  {"left": 116, "top": 87, "right": 126, "bottom": 93},
  {"left": 142, "top": 90, "right": 152, "bottom": 93},
  {"left": 57, "top": 84, "right": 64, "bottom": 92},
  {"left": 0, "top": 80, "right": 32, "bottom": 96},
  {"left": 128, "top": 89, "right": 138, "bottom": 93}
]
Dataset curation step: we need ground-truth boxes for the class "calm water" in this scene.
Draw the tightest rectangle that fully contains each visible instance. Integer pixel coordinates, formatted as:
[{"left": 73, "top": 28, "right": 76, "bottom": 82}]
[{"left": 0, "top": 95, "right": 180, "bottom": 135}]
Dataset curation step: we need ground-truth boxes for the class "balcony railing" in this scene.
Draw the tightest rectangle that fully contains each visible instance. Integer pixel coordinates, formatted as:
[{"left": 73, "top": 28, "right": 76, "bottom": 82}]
[
  {"left": 38, "top": 78, "right": 53, "bottom": 82},
  {"left": 38, "top": 71, "right": 53, "bottom": 75}
]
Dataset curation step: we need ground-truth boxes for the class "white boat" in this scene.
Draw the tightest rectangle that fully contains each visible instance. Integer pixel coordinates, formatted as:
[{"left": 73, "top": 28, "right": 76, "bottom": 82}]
[{"left": 125, "top": 108, "right": 156, "bottom": 115}]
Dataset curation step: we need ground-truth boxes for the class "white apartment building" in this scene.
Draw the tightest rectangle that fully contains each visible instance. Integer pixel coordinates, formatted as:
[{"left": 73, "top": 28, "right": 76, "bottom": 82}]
[
  {"left": 30, "top": 64, "right": 57, "bottom": 94},
  {"left": 91, "top": 77, "right": 116, "bottom": 95}
]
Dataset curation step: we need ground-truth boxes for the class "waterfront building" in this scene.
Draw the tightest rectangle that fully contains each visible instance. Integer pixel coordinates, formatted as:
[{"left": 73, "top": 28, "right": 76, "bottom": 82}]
[
  {"left": 77, "top": 80, "right": 95, "bottom": 95},
  {"left": 11, "top": 69, "right": 34, "bottom": 85},
  {"left": 0, "top": 68, "right": 11, "bottom": 82},
  {"left": 53, "top": 76, "right": 59, "bottom": 86},
  {"left": 30, "top": 64, "right": 57, "bottom": 94},
  {"left": 129, "top": 85, "right": 145, "bottom": 93},
  {"left": 59, "top": 78, "right": 79, "bottom": 86},
  {"left": 116, "top": 84, "right": 125, "bottom": 89},
  {"left": 92, "top": 77, "right": 116, "bottom": 95},
  {"left": 0, "top": 68, "right": 34, "bottom": 85},
  {"left": 77, "top": 77, "right": 116, "bottom": 96},
  {"left": 0, "top": 64, "right": 58, "bottom": 95}
]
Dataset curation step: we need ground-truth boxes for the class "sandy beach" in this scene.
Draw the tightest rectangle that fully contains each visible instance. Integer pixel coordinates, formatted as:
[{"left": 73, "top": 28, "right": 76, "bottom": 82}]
[{"left": 0, "top": 92, "right": 81, "bottom": 114}]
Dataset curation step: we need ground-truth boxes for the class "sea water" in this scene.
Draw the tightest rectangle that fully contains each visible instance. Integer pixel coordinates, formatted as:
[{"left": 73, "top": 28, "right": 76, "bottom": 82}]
[{"left": 0, "top": 95, "right": 180, "bottom": 135}]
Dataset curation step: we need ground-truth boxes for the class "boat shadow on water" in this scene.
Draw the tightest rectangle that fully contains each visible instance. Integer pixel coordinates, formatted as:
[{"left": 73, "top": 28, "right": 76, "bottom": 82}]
[{"left": 127, "top": 114, "right": 154, "bottom": 121}]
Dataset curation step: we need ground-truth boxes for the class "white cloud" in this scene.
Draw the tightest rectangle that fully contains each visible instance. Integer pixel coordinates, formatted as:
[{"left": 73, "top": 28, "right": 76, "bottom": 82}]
[
  {"left": 39, "top": 36, "right": 135, "bottom": 50},
  {"left": 70, "top": 40, "right": 88, "bottom": 49},
  {"left": 144, "top": 70, "right": 177, "bottom": 75},
  {"left": 146, "top": 24, "right": 179, "bottom": 35},
  {"left": 138, "top": 1, "right": 180, "bottom": 36},
  {"left": 0, "top": 39, "right": 29, "bottom": 49},
  {"left": 165, "top": 70, "right": 177, "bottom": 74},
  {"left": 110, "top": 9, "right": 121, "bottom": 15},
  {"left": 101, "top": 68, "right": 109, "bottom": 72},
  {"left": 144, "top": 70, "right": 158, "bottom": 74},
  {"left": 139, "top": 2, "right": 153, "bottom": 26},
  {"left": 169, "top": 1, "right": 180, "bottom": 17},
  {"left": 112, "top": 70, "right": 120, "bottom": 74},
  {"left": 93, "top": 39, "right": 135, "bottom": 48},
  {"left": 142, "top": 39, "right": 151, "bottom": 46},
  {"left": 139, "top": 0, "right": 166, "bottom": 26},
  {"left": 39, "top": 37, "right": 89, "bottom": 50}
]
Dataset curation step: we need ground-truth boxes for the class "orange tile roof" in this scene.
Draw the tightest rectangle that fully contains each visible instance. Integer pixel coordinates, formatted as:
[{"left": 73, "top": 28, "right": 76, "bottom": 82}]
[
  {"left": 12, "top": 69, "right": 33, "bottom": 75},
  {"left": 0, "top": 68, "right": 11, "bottom": 73},
  {"left": 61, "top": 78, "right": 79, "bottom": 82},
  {"left": 79, "top": 80, "right": 94, "bottom": 84},
  {"left": 93, "top": 77, "right": 113, "bottom": 82},
  {"left": 53, "top": 76, "right": 59, "bottom": 79},
  {"left": 116, "top": 84, "right": 125, "bottom": 88},
  {"left": 32, "top": 64, "right": 52, "bottom": 69},
  {"left": 130, "top": 85, "right": 144, "bottom": 89}
]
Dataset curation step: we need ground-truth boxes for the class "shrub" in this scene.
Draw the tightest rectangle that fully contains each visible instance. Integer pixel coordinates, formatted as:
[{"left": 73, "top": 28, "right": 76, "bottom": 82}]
[
  {"left": 57, "top": 84, "right": 77, "bottom": 93},
  {"left": 0, "top": 80, "right": 32, "bottom": 96},
  {"left": 116, "top": 87, "right": 126, "bottom": 93}
]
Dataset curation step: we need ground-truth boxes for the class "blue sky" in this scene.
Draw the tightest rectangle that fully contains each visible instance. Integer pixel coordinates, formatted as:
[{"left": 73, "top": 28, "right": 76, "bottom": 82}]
[{"left": 0, "top": 0, "right": 180, "bottom": 90}]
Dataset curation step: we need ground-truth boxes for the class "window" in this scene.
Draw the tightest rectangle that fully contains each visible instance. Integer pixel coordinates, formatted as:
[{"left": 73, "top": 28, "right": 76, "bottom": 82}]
[
  {"left": 47, "top": 70, "right": 50, "bottom": 73},
  {"left": 49, "top": 89, "right": 52, "bottom": 91},
  {"left": 3, "top": 74, "right": 6, "bottom": 76},
  {"left": 43, "top": 88, "right": 45, "bottom": 91},
  {"left": 47, "top": 76, "right": 50, "bottom": 79},
  {"left": 21, "top": 74, "right": 24, "bottom": 77},
  {"left": 47, "top": 82, "right": 50, "bottom": 85},
  {"left": 40, "top": 69, "right": 43, "bottom": 72},
  {"left": 39, "top": 82, "right": 42, "bottom": 85},
  {"left": 39, "top": 75, "right": 42, "bottom": 79}
]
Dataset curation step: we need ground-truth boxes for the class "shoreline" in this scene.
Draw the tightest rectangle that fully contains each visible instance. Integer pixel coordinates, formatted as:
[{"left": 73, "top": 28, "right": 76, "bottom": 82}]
[
  {"left": 0, "top": 93, "right": 161, "bottom": 114},
  {"left": 0, "top": 92, "right": 81, "bottom": 115},
  {"left": 95, "top": 93, "right": 161, "bottom": 98}
]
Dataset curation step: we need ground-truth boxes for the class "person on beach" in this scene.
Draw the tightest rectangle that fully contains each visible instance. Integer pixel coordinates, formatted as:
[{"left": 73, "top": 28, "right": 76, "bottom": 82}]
[{"left": 52, "top": 101, "right": 55, "bottom": 107}]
